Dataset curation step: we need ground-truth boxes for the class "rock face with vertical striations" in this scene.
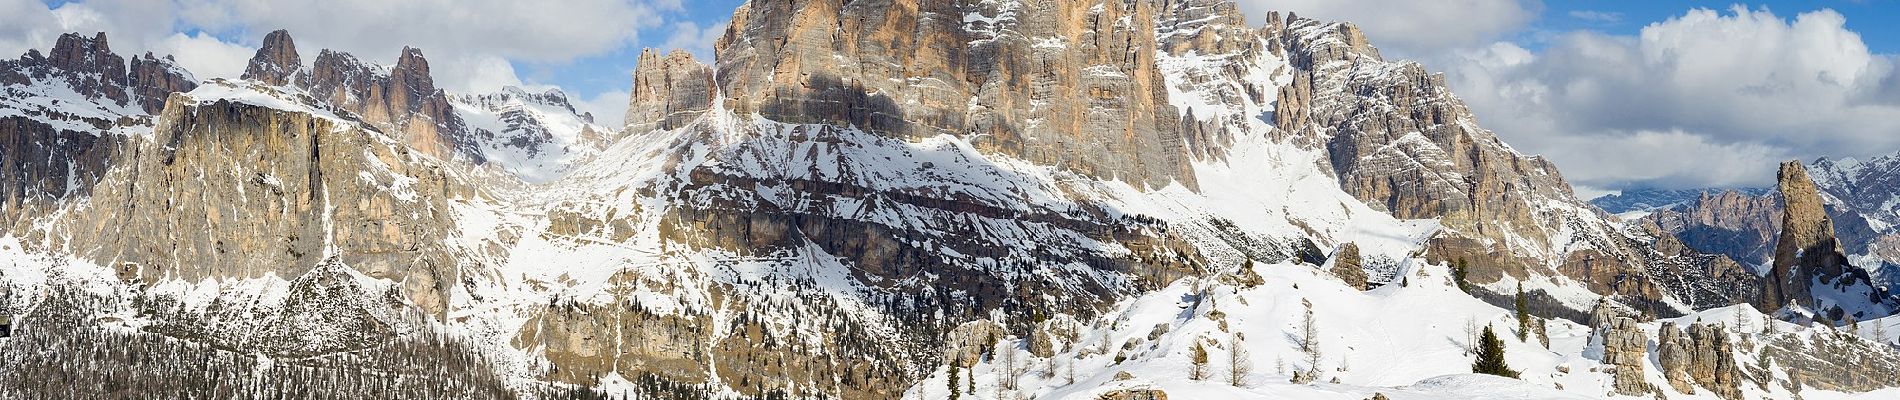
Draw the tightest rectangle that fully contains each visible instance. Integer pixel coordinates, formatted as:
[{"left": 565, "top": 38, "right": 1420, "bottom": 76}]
[
  {"left": 624, "top": 49, "right": 714, "bottom": 133},
  {"left": 714, "top": 0, "right": 1193, "bottom": 189},
  {"left": 50, "top": 80, "right": 470, "bottom": 316},
  {"left": 1598, "top": 317, "right": 1650, "bottom": 396},
  {"left": 1657, "top": 322, "right": 1742, "bottom": 398},
  {"left": 237, "top": 30, "right": 483, "bottom": 164},
  {"left": 1762, "top": 160, "right": 1894, "bottom": 315},
  {"left": 1331, "top": 242, "right": 1367, "bottom": 290}
]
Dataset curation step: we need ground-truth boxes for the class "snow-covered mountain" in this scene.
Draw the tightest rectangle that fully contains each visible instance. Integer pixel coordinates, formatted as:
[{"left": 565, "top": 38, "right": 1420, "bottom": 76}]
[
  {"left": 453, "top": 86, "right": 611, "bottom": 183},
  {"left": 0, "top": 0, "right": 1897, "bottom": 399}
]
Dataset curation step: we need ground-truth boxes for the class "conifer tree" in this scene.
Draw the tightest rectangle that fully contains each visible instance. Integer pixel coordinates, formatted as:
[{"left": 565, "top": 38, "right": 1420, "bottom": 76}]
[
  {"left": 1471, "top": 325, "right": 1518, "bottom": 378},
  {"left": 947, "top": 359, "right": 961, "bottom": 400},
  {"left": 1514, "top": 282, "right": 1530, "bottom": 342}
]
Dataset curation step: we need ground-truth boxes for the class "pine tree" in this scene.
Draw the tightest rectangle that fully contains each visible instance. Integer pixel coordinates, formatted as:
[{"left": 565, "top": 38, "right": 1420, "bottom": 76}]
[
  {"left": 1471, "top": 325, "right": 1518, "bottom": 378},
  {"left": 947, "top": 359, "right": 960, "bottom": 400},
  {"left": 1514, "top": 282, "right": 1530, "bottom": 342},
  {"left": 1189, "top": 341, "right": 1211, "bottom": 380}
]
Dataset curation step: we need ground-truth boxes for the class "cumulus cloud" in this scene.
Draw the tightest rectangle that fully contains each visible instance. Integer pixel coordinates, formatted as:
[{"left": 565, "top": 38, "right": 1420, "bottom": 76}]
[
  {"left": 1444, "top": 6, "right": 1900, "bottom": 190},
  {"left": 152, "top": 32, "right": 252, "bottom": 79},
  {"left": 576, "top": 90, "right": 632, "bottom": 130},
  {"left": 1238, "top": 0, "right": 1540, "bottom": 57},
  {"left": 660, "top": 21, "right": 727, "bottom": 62}
]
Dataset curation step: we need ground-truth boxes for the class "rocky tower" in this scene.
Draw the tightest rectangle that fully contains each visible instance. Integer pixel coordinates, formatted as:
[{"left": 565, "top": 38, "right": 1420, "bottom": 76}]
[
  {"left": 258, "top": 30, "right": 479, "bottom": 163},
  {"left": 624, "top": 49, "right": 714, "bottom": 133},
  {"left": 714, "top": 0, "right": 1194, "bottom": 189},
  {"left": 242, "top": 29, "right": 301, "bottom": 86},
  {"left": 1765, "top": 161, "right": 1857, "bottom": 312}
]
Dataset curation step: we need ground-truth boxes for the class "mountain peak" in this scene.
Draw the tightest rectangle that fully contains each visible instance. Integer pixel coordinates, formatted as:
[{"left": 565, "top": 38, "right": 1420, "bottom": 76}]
[
  {"left": 243, "top": 29, "right": 301, "bottom": 86},
  {"left": 624, "top": 48, "right": 712, "bottom": 134}
]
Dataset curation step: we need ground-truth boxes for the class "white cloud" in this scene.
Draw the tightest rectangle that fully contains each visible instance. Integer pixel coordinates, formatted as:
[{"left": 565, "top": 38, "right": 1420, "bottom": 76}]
[
  {"left": 0, "top": 0, "right": 683, "bottom": 96},
  {"left": 152, "top": 32, "right": 251, "bottom": 79},
  {"left": 660, "top": 20, "right": 726, "bottom": 62},
  {"left": 0, "top": 0, "right": 62, "bottom": 57},
  {"left": 575, "top": 90, "right": 631, "bottom": 130},
  {"left": 1445, "top": 6, "right": 1900, "bottom": 190},
  {"left": 1238, "top": 0, "right": 1540, "bottom": 57}
]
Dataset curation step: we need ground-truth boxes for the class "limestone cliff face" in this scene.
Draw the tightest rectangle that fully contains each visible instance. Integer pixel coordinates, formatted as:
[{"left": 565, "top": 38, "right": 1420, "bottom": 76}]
[
  {"left": 1642, "top": 190, "right": 1782, "bottom": 269},
  {"left": 1762, "top": 160, "right": 1887, "bottom": 313},
  {"left": 53, "top": 81, "right": 469, "bottom": 316},
  {"left": 1657, "top": 322, "right": 1743, "bottom": 399},
  {"left": 714, "top": 0, "right": 1193, "bottom": 189},
  {"left": 624, "top": 49, "right": 714, "bottom": 133}
]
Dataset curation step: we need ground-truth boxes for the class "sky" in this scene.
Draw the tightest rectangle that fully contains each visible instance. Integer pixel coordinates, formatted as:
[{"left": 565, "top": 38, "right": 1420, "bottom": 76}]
[{"left": 2, "top": 0, "right": 1897, "bottom": 196}]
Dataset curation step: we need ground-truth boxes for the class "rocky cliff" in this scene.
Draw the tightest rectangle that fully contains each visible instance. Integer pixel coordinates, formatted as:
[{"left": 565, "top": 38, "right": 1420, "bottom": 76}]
[
  {"left": 714, "top": 0, "right": 1194, "bottom": 189},
  {"left": 240, "top": 31, "right": 483, "bottom": 164},
  {"left": 1762, "top": 161, "right": 1894, "bottom": 317},
  {"left": 50, "top": 80, "right": 472, "bottom": 316}
]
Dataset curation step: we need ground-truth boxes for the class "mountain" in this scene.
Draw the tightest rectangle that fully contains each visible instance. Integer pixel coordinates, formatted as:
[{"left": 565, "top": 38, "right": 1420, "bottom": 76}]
[
  {"left": 1810, "top": 155, "right": 1900, "bottom": 288},
  {"left": 1592, "top": 187, "right": 1773, "bottom": 215},
  {"left": 0, "top": 1, "right": 1897, "bottom": 399}
]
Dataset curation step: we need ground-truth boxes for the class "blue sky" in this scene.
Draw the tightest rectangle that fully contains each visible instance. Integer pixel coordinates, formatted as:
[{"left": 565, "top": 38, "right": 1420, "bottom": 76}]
[{"left": 4, "top": 0, "right": 1899, "bottom": 193}]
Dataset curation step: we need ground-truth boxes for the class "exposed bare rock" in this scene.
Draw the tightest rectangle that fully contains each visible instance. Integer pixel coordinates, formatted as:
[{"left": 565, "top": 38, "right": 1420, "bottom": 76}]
[
  {"left": 624, "top": 49, "right": 714, "bottom": 133},
  {"left": 126, "top": 53, "right": 196, "bottom": 114},
  {"left": 946, "top": 319, "right": 1006, "bottom": 367},
  {"left": 1331, "top": 242, "right": 1368, "bottom": 290},
  {"left": 714, "top": 0, "right": 1193, "bottom": 189},
  {"left": 242, "top": 29, "right": 301, "bottom": 86},
  {"left": 1642, "top": 190, "right": 1782, "bottom": 268},
  {"left": 1763, "top": 160, "right": 1893, "bottom": 314},
  {"left": 1097, "top": 386, "right": 1169, "bottom": 400},
  {"left": 299, "top": 44, "right": 480, "bottom": 163},
  {"left": 1597, "top": 317, "right": 1649, "bottom": 396},
  {"left": 50, "top": 81, "right": 469, "bottom": 316},
  {"left": 1657, "top": 323, "right": 1697, "bottom": 394},
  {"left": 1761, "top": 328, "right": 1900, "bottom": 392},
  {"left": 0, "top": 117, "right": 125, "bottom": 225}
]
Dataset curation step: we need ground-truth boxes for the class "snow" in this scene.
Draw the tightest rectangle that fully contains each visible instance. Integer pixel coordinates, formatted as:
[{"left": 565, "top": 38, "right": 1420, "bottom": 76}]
[{"left": 182, "top": 78, "right": 350, "bottom": 124}]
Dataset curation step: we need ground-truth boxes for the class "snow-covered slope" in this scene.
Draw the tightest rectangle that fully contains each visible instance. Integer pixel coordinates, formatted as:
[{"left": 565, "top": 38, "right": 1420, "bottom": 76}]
[
  {"left": 911, "top": 259, "right": 1900, "bottom": 400},
  {"left": 453, "top": 86, "right": 610, "bottom": 183}
]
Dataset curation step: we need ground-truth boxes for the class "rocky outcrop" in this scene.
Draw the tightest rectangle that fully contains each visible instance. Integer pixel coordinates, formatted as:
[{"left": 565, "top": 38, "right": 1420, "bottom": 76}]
[
  {"left": 1331, "top": 242, "right": 1368, "bottom": 290},
  {"left": 1597, "top": 316, "right": 1649, "bottom": 396},
  {"left": 126, "top": 53, "right": 196, "bottom": 114},
  {"left": 624, "top": 49, "right": 714, "bottom": 133},
  {"left": 1761, "top": 328, "right": 1900, "bottom": 392},
  {"left": 1657, "top": 322, "right": 1743, "bottom": 399},
  {"left": 714, "top": 0, "right": 1193, "bottom": 189},
  {"left": 302, "top": 46, "right": 478, "bottom": 162},
  {"left": 239, "top": 31, "right": 480, "bottom": 163},
  {"left": 1762, "top": 161, "right": 1889, "bottom": 313},
  {"left": 242, "top": 30, "right": 301, "bottom": 86},
  {"left": 1809, "top": 154, "right": 1900, "bottom": 291},
  {"left": 1262, "top": 13, "right": 1751, "bottom": 318}
]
